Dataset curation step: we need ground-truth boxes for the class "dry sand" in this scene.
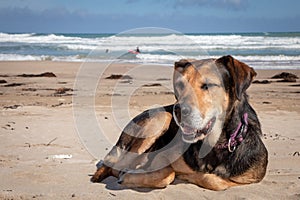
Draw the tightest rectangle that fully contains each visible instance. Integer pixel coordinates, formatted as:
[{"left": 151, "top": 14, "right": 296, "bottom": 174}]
[{"left": 0, "top": 61, "right": 299, "bottom": 199}]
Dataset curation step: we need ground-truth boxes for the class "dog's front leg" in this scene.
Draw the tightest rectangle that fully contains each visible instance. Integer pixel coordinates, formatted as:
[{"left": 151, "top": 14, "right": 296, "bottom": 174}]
[
  {"left": 91, "top": 160, "right": 119, "bottom": 182},
  {"left": 91, "top": 163, "right": 112, "bottom": 182},
  {"left": 118, "top": 166, "right": 175, "bottom": 188}
]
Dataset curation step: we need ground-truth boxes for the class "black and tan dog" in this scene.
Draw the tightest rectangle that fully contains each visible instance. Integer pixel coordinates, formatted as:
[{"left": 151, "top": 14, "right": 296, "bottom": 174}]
[{"left": 91, "top": 55, "right": 268, "bottom": 191}]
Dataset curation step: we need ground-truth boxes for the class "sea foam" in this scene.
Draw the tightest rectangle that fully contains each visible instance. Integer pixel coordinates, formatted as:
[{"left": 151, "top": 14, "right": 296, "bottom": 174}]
[{"left": 0, "top": 32, "right": 299, "bottom": 69}]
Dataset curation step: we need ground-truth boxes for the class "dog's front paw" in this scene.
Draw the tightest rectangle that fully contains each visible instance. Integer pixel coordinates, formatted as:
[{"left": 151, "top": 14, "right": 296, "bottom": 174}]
[
  {"left": 91, "top": 161, "right": 111, "bottom": 183},
  {"left": 117, "top": 169, "right": 146, "bottom": 185},
  {"left": 91, "top": 172, "right": 101, "bottom": 183}
]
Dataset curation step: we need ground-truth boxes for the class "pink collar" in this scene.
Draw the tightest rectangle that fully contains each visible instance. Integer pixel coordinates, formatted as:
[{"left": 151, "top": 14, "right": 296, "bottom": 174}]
[{"left": 216, "top": 113, "right": 248, "bottom": 152}]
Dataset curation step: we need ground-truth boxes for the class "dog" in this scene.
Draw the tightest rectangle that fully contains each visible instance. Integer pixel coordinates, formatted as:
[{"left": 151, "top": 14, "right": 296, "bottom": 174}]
[{"left": 91, "top": 55, "right": 268, "bottom": 191}]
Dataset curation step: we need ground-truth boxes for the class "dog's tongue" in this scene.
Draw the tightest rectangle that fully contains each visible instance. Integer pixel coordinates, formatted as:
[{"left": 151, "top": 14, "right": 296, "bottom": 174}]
[
  {"left": 182, "top": 126, "right": 196, "bottom": 135},
  {"left": 197, "top": 119, "right": 212, "bottom": 134},
  {"left": 182, "top": 118, "right": 214, "bottom": 136}
]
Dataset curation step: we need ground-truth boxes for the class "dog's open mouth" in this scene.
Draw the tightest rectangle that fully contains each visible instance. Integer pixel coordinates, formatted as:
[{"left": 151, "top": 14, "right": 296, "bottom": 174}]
[{"left": 180, "top": 117, "right": 216, "bottom": 142}]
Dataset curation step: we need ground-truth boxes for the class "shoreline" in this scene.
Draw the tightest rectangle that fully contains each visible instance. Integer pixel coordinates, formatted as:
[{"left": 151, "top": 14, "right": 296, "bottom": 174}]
[{"left": 1, "top": 60, "right": 300, "bottom": 71}]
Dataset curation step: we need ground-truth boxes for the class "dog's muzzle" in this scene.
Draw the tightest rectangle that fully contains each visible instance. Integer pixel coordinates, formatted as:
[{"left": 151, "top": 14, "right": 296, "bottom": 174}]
[
  {"left": 174, "top": 103, "right": 191, "bottom": 122},
  {"left": 173, "top": 103, "right": 216, "bottom": 143}
]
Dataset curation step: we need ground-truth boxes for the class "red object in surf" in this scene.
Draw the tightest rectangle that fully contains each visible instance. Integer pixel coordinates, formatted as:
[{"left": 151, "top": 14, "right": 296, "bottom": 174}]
[{"left": 128, "top": 50, "right": 140, "bottom": 55}]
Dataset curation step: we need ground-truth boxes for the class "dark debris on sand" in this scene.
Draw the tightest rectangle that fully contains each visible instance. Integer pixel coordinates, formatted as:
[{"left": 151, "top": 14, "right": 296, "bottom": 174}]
[
  {"left": 0, "top": 74, "right": 9, "bottom": 77},
  {"left": 271, "top": 72, "right": 299, "bottom": 83},
  {"left": 252, "top": 80, "right": 272, "bottom": 84},
  {"left": 54, "top": 87, "right": 73, "bottom": 95},
  {"left": 105, "top": 74, "right": 133, "bottom": 80},
  {"left": 4, "top": 83, "right": 25, "bottom": 87},
  {"left": 277, "top": 78, "right": 297, "bottom": 83},
  {"left": 4, "top": 105, "right": 21, "bottom": 109},
  {"left": 290, "top": 84, "right": 300, "bottom": 87},
  {"left": 17, "top": 72, "right": 56, "bottom": 78},
  {"left": 142, "top": 83, "right": 162, "bottom": 87},
  {"left": 271, "top": 72, "right": 299, "bottom": 79}
]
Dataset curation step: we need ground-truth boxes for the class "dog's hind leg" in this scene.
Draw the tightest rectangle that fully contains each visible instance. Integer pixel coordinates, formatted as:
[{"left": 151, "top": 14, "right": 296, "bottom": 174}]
[
  {"left": 177, "top": 172, "right": 238, "bottom": 191},
  {"left": 118, "top": 166, "right": 175, "bottom": 188},
  {"left": 91, "top": 107, "right": 174, "bottom": 184}
]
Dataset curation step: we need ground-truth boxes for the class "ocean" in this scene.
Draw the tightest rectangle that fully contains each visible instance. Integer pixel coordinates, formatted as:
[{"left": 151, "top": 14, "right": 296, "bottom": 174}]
[{"left": 1, "top": 32, "right": 300, "bottom": 69}]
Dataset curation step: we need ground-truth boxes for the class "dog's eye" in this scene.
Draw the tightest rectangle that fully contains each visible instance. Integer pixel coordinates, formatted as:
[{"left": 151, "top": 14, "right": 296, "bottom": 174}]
[
  {"left": 201, "top": 83, "right": 216, "bottom": 90},
  {"left": 201, "top": 84, "right": 209, "bottom": 90}
]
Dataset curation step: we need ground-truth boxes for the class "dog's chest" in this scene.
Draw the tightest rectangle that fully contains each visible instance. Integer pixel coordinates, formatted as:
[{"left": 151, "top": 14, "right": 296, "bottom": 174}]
[{"left": 181, "top": 144, "right": 227, "bottom": 174}]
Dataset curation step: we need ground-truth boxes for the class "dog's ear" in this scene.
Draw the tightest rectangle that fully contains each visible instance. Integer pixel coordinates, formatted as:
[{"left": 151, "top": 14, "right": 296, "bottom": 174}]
[
  {"left": 216, "top": 55, "right": 256, "bottom": 100},
  {"left": 174, "top": 59, "right": 194, "bottom": 72},
  {"left": 173, "top": 59, "right": 194, "bottom": 100}
]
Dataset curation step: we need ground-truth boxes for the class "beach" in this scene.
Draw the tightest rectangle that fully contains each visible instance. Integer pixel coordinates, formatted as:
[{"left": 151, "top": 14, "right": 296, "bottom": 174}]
[{"left": 0, "top": 61, "right": 300, "bottom": 199}]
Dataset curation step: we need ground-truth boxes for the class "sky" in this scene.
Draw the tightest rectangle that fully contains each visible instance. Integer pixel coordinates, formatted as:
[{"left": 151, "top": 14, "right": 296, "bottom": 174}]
[{"left": 0, "top": 0, "right": 299, "bottom": 33}]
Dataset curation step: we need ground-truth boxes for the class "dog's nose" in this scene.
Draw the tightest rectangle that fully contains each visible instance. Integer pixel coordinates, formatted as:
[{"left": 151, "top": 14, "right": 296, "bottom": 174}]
[
  {"left": 181, "top": 104, "right": 191, "bottom": 116},
  {"left": 174, "top": 103, "right": 191, "bottom": 116}
]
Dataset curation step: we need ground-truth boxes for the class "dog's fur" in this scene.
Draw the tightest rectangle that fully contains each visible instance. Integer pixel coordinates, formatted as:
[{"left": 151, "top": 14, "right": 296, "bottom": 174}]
[{"left": 91, "top": 55, "right": 268, "bottom": 191}]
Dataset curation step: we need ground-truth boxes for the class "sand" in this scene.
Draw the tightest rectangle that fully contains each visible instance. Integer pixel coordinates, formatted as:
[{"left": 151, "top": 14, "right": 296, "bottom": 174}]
[{"left": 0, "top": 61, "right": 299, "bottom": 199}]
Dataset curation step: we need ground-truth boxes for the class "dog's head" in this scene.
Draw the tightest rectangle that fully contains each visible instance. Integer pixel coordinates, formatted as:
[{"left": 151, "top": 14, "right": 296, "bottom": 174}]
[{"left": 173, "top": 55, "right": 256, "bottom": 144}]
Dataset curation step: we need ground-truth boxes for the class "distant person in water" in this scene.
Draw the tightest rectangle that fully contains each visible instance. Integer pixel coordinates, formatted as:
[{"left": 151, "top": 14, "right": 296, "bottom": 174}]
[{"left": 136, "top": 47, "right": 140, "bottom": 53}]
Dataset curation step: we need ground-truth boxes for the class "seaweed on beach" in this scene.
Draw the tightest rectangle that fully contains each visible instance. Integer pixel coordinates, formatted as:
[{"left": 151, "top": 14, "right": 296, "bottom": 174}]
[
  {"left": 17, "top": 72, "right": 56, "bottom": 78},
  {"left": 105, "top": 74, "right": 133, "bottom": 80},
  {"left": 4, "top": 105, "right": 21, "bottom": 109},
  {"left": 4, "top": 83, "right": 25, "bottom": 87},
  {"left": 54, "top": 87, "right": 73, "bottom": 95},
  {"left": 277, "top": 78, "right": 297, "bottom": 83},
  {"left": 252, "top": 80, "right": 272, "bottom": 84},
  {"left": 271, "top": 72, "right": 299, "bottom": 83},
  {"left": 271, "top": 72, "right": 298, "bottom": 79},
  {"left": 142, "top": 83, "right": 162, "bottom": 87},
  {"left": 290, "top": 84, "right": 300, "bottom": 87}
]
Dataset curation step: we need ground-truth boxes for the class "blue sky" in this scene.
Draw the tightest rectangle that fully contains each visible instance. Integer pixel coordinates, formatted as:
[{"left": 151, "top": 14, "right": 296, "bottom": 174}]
[{"left": 0, "top": 0, "right": 299, "bottom": 33}]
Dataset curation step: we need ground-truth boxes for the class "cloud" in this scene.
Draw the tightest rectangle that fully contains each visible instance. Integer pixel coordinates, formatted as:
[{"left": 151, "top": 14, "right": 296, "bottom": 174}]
[
  {"left": 173, "top": 0, "right": 248, "bottom": 10},
  {"left": 0, "top": 6, "right": 159, "bottom": 33},
  {"left": 0, "top": 5, "right": 299, "bottom": 33},
  {"left": 0, "top": 7, "right": 96, "bottom": 33}
]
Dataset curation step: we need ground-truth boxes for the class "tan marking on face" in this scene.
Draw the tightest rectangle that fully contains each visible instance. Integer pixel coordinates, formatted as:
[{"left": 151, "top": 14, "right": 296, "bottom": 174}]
[
  {"left": 176, "top": 64, "right": 228, "bottom": 114},
  {"left": 173, "top": 60, "right": 232, "bottom": 144},
  {"left": 194, "top": 64, "right": 228, "bottom": 117},
  {"left": 174, "top": 62, "right": 229, "bottom": 140}
]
